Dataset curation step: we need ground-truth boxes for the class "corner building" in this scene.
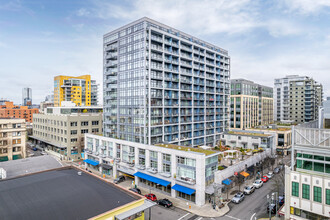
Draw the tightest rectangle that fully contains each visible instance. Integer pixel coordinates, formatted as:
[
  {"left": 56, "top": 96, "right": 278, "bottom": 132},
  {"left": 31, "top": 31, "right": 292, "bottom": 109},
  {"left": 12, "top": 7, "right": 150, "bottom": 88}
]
[{"left": 103, "top": 17, "right": 231, "bottom": 147}]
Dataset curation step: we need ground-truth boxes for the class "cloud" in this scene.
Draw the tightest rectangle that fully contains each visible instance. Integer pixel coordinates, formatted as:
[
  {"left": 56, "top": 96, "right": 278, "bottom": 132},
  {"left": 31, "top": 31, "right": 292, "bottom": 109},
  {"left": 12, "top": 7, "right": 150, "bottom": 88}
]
[
  {"left": 265, "top": 20, "right": 303, "bottom": 37},
  {"left": 76, "top": 8, "right": 90, "bottom": 17},
  {"left": 280, "top": 0, "right": 330, "bottom": 15},
  {"left": 83, "top": 0, "right": 261, "bottom": 35}
]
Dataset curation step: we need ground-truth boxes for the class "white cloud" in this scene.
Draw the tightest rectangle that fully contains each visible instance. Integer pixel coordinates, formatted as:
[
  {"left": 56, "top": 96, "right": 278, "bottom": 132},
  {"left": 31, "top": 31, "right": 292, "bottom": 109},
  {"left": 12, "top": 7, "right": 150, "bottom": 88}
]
[
  {"left": 265, "top": 20, "right": 303, "bottom": 37},
  {"left": 280, "top": 0, "right": 330, "bottom": 14},
  {"left": 86, "top": 0, "right": 261, "bottom": 35},
  {"left": 76, "top": 8, "right": 90, "bottom": 17}
]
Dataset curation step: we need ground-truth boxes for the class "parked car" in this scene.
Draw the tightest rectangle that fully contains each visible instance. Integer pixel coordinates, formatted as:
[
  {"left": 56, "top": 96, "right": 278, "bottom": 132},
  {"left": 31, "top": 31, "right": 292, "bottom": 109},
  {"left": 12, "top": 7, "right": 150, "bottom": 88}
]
[
  {"left": 129, "top": 188, "right": 141, "bottom": 194},
  {"left": 279, "top": 196, "right": 285, "bottom": 206},
  {"left": 273, "top": 167, "right": 280, "bottom": 174},
  {"left": 40, "top": 151, "right": 47, "bottom": 155},
  {"left": 267, "top": 203, "right": 278, "bottom": 214},
  {"left": 266, "top": 172, "right": 274, "bottom": 179},
  {"left": 261, "top": 176, "right": 269, "bottom": 183},
  {"left": 243, "top": 185, "right": 255, "bottom": 195},
  {"left": 231, "top": 192, "right": 245, "bottom": 204},
  {"left": 157, "top": 198, "right": 173, "bottom": 208},
  {"left": 278, "top": 164, "right": 284, "bottom": 170},
  {"left": 145, "top": 193, "right": 157, "bottom": 202},
  {"left": 253, "top": 179, "right": 264, "bottom": 188},
  {"left": 113, "top": 175, "right": 125, "bottom": 184},
  {"left": 32, "top": 147, "right": 38, "bottom": 151}
]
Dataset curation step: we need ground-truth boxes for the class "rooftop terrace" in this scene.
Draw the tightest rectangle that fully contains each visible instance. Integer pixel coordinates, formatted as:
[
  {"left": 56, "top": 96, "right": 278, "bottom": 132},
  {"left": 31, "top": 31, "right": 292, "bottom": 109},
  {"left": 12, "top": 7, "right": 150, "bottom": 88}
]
[
  {"left": 155, "top": 143, "right": 217, "bottom": 156},
  {"left": 227, "top": 131, "right": 271, "bottom": 137}
]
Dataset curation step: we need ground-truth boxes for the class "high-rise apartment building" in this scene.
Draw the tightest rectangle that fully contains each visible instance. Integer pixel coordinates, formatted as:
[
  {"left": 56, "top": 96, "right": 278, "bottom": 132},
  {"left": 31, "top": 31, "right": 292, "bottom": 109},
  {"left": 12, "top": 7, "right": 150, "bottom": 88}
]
[
  {"left": 274, "top": 75, "right": 323, "bottom": 123},
  {"left": 0, "top": 118, "right": 26, "bottom": 161},
  {"left": 103, "top": 17, "right": 231, "bottom": 147},
  {"left": 22, "top": 87, "right": 32, "bottom": 106},
  {"left": 230, "top": 79, "right": 273, "bottom": 129},
  {"left": 54, "top": 75, "right": 98, "bottom": 107}
]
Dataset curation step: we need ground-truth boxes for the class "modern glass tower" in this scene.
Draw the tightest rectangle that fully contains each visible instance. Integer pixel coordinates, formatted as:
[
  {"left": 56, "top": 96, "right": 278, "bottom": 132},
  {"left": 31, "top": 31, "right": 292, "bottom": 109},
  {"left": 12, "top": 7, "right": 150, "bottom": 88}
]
[{"left": 103, "top": 17, "right": 230, "bottom": 147}]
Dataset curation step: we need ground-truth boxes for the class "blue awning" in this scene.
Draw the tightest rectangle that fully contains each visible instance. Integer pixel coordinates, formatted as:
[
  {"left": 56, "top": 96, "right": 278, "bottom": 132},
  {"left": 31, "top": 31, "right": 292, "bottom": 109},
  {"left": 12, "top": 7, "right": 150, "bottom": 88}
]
[
  {"left": 134, "top": 172, "right": 170, "bottom": 187},
  {"left": 222, "top": 179, "right": 232, "bottom": 185},
  {"left": 172, "top": 184, "right": 195, "bottom": 195},
  {"left": 84, "top": 159, "right": 99, "bottom": 166}
]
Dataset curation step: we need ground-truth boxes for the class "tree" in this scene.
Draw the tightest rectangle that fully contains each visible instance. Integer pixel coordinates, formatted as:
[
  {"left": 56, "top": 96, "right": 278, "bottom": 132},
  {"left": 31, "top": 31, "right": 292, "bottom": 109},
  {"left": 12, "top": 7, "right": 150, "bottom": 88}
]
[{"left": 271, "top": 169, "right": 285, "bottom": 197}]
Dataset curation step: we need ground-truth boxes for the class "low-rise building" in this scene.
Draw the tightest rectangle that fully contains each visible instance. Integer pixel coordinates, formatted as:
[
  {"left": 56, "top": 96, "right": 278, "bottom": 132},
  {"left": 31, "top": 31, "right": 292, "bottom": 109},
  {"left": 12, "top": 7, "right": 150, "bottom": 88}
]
[
  {"left": 0, "top": 101, "right": 39, "bottom": 123},
  {"left": 0, "top": 118, "right": 26, "bottom": 161},
  {"left": 84, "top": 134, "right": 221, "bottom": 206},
  {"left": 30, "top": 106, "right": 102, "bottom": 161},
  {"left": 220, "top": 129, "right": 276, "bottom": 152},
  {"left": 247, "top": 125, "right": 292, "bottom": 155}
]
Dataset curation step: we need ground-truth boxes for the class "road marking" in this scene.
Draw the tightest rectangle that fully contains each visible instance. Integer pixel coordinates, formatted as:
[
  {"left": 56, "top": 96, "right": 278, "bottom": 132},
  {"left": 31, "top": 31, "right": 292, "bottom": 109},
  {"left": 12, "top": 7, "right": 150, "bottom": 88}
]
[
  {"left": 196, "top": 217, "right": 203, "bottom": 220},
  {"left": 250, "top": 213, "right": 256, "bottom": 220},
  {"left": 224, "top": 215, "right": 241, "bottom": 220},
  {"left": 178, "top": 213, "right": 190, "bottom": 220}
]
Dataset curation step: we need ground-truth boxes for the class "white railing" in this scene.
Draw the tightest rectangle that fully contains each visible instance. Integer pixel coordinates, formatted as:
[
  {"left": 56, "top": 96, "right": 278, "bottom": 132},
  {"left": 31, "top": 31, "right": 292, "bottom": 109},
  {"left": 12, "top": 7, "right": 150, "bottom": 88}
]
[
  {"left": 294, "top": 123, "right": 330, "bottom": 148},
  {"left": 215, "top": 149, "right": 271, "bottom": 184}
]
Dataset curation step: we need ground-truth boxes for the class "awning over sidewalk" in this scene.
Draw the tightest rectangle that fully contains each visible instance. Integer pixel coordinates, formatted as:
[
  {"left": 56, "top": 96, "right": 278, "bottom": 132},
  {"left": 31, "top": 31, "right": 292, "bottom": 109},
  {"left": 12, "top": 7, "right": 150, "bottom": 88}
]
[
  {"left": 83, "top": 159, "right": 99, "bottom": 166},
  {"left": 134, "top": 172, "right": 170, "bottom": 187},
  {"left": 115, "top": 200, "right": 156, "bottom": 220},
  {"left": 240, "top": 171, "right": 250, "bottom": 177},
  {"left": 172, "top": 184, "right": 195, "bottom": 195},
  {"left": 222, "top": 179, "right": 232, "bottom": 185}
]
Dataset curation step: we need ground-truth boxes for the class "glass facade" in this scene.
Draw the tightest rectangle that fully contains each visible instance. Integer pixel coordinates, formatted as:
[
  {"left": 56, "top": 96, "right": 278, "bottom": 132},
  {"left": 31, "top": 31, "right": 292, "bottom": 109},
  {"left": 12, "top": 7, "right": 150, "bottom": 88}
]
[
  {"left": 296, "top": 153, "right": 330, "bottom": 174},
  {"left": 103, "top": 18, "right": 230, "bottom": 147}
]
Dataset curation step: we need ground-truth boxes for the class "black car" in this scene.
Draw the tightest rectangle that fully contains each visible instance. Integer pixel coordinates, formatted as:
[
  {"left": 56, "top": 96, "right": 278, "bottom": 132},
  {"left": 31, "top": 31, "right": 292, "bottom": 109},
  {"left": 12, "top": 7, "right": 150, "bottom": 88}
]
[
  {"left": 129, "top": 188, "right": 141, "bottom": 194},
  {"left": 267, "top": 203, "right": 278, "bottom": 214},
  {"left": 113, "top": 175, "right": 125, "bottom": 184},
  {"left": 157, "top": 198, "right": 173, "bottom": 208}
]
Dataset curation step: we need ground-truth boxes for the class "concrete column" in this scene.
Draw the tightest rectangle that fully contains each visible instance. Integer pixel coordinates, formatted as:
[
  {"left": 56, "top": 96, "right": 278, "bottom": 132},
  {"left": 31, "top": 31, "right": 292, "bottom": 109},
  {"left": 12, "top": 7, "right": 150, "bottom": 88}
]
[
  {"left": 195, "top": 155, "right": 206, "bottom": 206},
  {"left": 171, "top": 153, "right": 177, "bottom": 198},
  {"left": 157, "top": 152, "right": 162, "bottom": 172},
  {"left": 145, "top": 150, "right": 150, "bottom": 169},
  {"left": 284, "top": 166, "right": 291, "bottom": 219}
]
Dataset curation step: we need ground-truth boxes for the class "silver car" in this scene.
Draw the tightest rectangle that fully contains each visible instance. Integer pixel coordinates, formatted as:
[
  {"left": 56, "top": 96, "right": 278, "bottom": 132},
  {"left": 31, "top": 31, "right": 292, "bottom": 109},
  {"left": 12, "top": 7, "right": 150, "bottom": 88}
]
[
  {"left": 253, "top": 179, "right": 264, "bottom": 188},
  {"left": 243, "top": 185, "right": 255, "bottom": 195},
  {"left": 231, "top": 192, "right": 245, "bottom": 204}
]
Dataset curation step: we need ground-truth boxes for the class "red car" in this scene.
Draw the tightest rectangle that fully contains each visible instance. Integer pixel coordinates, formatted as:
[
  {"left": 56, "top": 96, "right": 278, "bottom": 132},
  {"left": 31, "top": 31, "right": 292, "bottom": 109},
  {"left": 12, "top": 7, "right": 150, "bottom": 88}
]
[
  {"left": 145, "top": 193, "right": 157, "bottom": 201},
  {"left": 261, "top": 176, "right": 269, "bottom": 182}
]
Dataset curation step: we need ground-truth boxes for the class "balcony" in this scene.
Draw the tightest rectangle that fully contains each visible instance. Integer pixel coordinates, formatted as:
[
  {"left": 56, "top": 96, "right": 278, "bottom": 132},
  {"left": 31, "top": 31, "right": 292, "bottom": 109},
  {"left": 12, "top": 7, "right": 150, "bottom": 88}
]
[
  {"left": 176, "top": 176, "right": 196, "bottom": 185},
  {"left": 136, "top": 164, "right": 145, "bottom": 170},
  {"left": 159, "top": 172, "right": 171, "bottom": 178},
  {"left": 147, "top": 167, "right": 158, "bottom": 174}
]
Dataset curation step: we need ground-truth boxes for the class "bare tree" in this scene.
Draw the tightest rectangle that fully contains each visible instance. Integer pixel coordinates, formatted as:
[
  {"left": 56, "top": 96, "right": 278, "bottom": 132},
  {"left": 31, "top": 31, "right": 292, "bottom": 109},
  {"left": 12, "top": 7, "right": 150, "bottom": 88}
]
[{"left": 271, "top": 169, "right": 285, "bottom": 196}]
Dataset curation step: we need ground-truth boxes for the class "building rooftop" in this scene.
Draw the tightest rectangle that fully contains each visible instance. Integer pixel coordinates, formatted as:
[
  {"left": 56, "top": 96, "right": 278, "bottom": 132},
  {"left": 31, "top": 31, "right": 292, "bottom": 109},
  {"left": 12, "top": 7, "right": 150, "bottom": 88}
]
[
  {"left": 227, "top": 130, "right": 271, "bottom": 137},
  {"left": 155, "top": 143, "right": 217, "bottom": 156},
  {"left": 251, "top": 127, "right": 291, "bottom": 131},
  {"left": 0, "top": 168, "right": 139, "bottom": 220},
  {"left": 0, "top": 155, "right": 62, "bottom": 179}
]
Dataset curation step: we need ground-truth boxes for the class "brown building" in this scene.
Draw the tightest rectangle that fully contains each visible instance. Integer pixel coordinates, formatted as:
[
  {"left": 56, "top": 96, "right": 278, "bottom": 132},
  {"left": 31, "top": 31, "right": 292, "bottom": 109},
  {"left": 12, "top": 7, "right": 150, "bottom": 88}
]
[{"left": 0, "top": 102, "right": 39, "bottom": 123}]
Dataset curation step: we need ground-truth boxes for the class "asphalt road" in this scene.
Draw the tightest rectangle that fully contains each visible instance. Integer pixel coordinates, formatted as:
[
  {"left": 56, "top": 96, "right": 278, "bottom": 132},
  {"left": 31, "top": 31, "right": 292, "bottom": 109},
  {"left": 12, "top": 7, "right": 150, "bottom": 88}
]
[
  {"left": 26, "top": 142, "right": 43, "bottom": 157},
  {"left": 146, "top": 167, "right": 286, "bottom": 220}
]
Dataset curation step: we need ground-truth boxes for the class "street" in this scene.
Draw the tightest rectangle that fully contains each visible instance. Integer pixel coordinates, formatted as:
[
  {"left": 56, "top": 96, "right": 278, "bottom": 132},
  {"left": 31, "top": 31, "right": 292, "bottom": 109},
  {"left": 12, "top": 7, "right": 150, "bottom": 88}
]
[{"left": 143, "top": 157, "right": 289, "bottom": 220}]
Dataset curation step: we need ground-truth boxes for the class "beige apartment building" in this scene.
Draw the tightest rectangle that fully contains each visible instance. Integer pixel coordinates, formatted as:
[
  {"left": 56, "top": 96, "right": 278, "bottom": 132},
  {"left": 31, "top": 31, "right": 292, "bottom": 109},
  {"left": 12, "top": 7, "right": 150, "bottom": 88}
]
[
  {"left": 0, "top": 118, "right": 26, "bottom": 162},
  {"left": 31, "top": 106, "right": 102, "bottom": 161},
  {"left": 230, "top": 79, "right": 274, "bottom": 129}
]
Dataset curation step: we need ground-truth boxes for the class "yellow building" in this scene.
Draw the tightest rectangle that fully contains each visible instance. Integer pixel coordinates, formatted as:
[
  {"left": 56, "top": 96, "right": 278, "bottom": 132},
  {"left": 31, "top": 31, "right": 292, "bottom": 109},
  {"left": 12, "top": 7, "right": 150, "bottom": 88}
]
[
  {"left": 230, "top": 79, "right": 274, "bottom": 129},
  {"left": 54, "top": 75, "right": 98, "bottom": 107}
]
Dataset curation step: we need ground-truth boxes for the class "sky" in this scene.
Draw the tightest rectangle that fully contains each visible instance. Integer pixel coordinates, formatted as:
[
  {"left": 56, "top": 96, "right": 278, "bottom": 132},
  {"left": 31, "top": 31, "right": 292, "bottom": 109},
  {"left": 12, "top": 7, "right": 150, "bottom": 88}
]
[{"left": 0, "top": 0, "right": 330, "bottom": 104}]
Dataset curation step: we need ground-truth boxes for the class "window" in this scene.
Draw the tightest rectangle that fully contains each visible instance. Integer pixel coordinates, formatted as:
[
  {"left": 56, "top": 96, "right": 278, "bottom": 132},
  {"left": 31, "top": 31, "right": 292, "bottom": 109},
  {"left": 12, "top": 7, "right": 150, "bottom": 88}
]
[
  {"left": 81, "top": 129, "right": 88, "bottom": 134},
  {"left": 70, "top": 122, "right": 77, "bottom": 127},
  {"left": 71, "top": 138, "right": 78, "bottom": 143},
  {"left": 313, "top": 186, "right": 322, "bottom": 203},
  {"left": 92, "top": 121, "right": 99, "bottom": 125},
  {"left": 71, "top": 130, "right": 77, "bottom": 135},
  {"left": 81, "top": 121, "right": 89, "bottom": 126},
  {"left": 302, "top": 184, "right": 310, "bottom": 200},
  {"left": 326, "top": 189, "right": 330, "bottom": 205},
  {"left": 292, "top": 182, "right": 299, "bottom": 197},
  {"left": 92, "top": 128, "right": 99, "bottom": 133}
]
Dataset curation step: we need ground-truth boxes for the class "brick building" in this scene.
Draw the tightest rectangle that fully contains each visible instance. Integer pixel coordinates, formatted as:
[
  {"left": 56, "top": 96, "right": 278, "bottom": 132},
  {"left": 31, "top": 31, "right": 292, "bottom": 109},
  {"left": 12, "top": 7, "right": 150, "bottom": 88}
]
[{"left": 0, "top": 102, "right": 39, "bottom": 123}]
